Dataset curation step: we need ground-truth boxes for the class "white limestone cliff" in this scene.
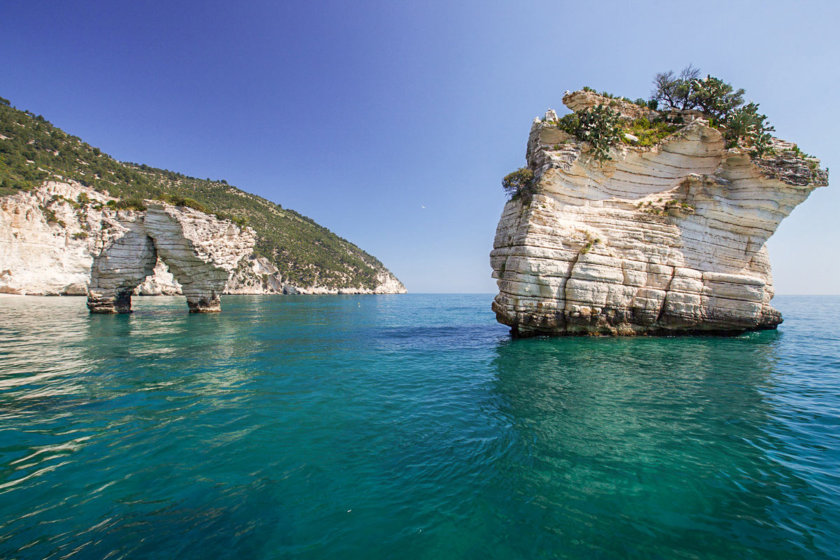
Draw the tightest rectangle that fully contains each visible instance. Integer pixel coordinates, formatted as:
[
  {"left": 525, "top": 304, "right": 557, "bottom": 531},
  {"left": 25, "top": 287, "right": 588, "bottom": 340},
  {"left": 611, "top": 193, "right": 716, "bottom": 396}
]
[
  {"left": 86, "top": 202, "right": 256, "bottom": 312},
  {"left": 0, "top": 181, "right": 405, "bottom": 310},
  {"left": 491, "top": 92, "right": 828, "bottom": 336}
]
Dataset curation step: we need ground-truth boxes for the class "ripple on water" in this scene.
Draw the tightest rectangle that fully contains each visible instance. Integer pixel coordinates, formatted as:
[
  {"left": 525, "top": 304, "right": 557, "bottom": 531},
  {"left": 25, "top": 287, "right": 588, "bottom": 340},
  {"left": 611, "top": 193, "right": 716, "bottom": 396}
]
[{"left": 0, "top": 294, "right": 839, "bottom": 559}]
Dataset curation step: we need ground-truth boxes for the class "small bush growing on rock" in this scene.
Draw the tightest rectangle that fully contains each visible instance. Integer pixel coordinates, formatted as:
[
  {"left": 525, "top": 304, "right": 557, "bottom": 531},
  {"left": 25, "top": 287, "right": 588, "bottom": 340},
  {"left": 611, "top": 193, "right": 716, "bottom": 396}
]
[
  {"left": 40, "top": 205, "right": 58, "bottom": 224},
  {"left": 723, "top": 102, "right": 774, "bottom": 156},
  {"left": 690, "top": 76, "right": 745, "bottom": 120},
  {"left": 112, "top": 198, "right": 147, "bottom": 211},
  {"left": 622, "top": 117, "right": 679, "bottom": 147},
  {"left": 159, "top": 194, "right": 207, "bottom": 213},
  {"left": 556, "top": 104, "right": 623, "bottom": 162},
  {"left": 788, "top": 145, "right": 813, "bottom": 159},
  {"left": 502, "top": 167, "right": 535, "bottom": 200},
  {"left": 214, "top": 211, "right": 249, "bottom": 227}
]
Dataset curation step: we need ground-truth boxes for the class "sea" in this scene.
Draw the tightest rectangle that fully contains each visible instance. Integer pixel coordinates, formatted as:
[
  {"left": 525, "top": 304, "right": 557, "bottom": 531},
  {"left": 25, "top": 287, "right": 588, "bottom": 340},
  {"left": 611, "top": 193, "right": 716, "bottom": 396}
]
[{"left": 1, "top": 294, "right": 838, "bottom": 559}]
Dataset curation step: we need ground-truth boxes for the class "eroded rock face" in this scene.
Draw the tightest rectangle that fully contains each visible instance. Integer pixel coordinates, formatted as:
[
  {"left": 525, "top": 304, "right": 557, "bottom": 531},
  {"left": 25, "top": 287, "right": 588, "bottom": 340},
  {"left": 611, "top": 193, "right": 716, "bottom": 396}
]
[
  {"left": 491, "top": 93, "right": 828, "bottom": 336},
  {"left": 1, "top": 181, "right": 406, "bottom": 302},
  {"left": 87, "top": 204, "right": 255, "bottom": 313}
]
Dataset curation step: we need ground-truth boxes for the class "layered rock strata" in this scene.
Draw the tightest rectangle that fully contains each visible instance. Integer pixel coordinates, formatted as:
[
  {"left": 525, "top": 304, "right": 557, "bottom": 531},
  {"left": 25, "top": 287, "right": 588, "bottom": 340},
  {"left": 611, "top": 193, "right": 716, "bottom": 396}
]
[
  {"left": 0, "top": 181, "right": 405, "bottom": 310},
  {"left": 87, "top": 204, "right": 254, "bottom": 313},
  {"left": 491, "top": 91, "right": 828, "bottom": 336}
]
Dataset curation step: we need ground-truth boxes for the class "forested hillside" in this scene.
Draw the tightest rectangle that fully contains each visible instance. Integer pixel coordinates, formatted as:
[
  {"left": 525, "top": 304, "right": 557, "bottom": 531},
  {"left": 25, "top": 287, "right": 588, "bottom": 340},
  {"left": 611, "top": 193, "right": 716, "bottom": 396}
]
[{"left": 0, "top": 96, "right": 393, "bottom": 289}]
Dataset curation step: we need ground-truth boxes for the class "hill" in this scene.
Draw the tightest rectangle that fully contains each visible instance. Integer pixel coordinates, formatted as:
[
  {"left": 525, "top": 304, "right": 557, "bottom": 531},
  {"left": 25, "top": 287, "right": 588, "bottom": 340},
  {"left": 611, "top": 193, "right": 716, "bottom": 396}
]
[{"left": 0, "top": 95, "right": 399, "bottom": 290}]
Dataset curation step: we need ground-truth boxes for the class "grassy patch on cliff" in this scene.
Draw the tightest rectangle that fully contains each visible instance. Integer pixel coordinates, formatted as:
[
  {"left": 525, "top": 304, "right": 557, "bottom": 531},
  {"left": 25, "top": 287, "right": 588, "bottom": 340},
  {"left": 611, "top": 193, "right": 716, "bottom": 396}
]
[
  {"left": 0, "top": 96, "right": 388, "bottom": 289},
  {"left": 621, "top": 117, "right": 679, "bottom": 147}
]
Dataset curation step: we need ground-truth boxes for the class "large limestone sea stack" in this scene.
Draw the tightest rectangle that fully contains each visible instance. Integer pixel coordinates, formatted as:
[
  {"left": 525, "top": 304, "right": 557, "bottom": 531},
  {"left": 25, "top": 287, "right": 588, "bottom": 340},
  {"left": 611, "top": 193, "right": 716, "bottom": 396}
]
[{"left": 491, "top": 89, "right": 828, "bottom": 336}]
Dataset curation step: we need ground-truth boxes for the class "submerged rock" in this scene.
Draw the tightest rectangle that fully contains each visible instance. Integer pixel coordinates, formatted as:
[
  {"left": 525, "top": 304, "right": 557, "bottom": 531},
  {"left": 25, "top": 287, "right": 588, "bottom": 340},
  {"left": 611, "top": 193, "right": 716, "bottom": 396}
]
[{"left": 491, "top": 91, "right": 828, "bottom": 336}]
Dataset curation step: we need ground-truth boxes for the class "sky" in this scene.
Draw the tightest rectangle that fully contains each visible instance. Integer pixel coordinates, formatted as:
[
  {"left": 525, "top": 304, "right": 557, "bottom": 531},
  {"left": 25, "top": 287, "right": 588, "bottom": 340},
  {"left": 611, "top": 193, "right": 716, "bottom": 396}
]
[{"left": 1, "top": 0, "right": 837, "bottom": 293}]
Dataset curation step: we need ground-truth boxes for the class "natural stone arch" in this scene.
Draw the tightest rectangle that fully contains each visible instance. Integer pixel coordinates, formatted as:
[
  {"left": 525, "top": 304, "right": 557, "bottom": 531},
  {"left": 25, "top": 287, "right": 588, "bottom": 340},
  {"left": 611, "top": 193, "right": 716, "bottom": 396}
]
[
  {"left": 86, "top": 224, "right": 157, "bottom": 313},
  {"left": 87, "top": 204, "right": 253, "bottom": 313}
]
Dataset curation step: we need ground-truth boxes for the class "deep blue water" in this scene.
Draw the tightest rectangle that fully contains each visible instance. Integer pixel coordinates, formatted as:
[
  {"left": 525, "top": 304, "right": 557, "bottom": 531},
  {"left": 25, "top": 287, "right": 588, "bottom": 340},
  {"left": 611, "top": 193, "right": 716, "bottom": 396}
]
[{"left": 0, "top": 294, "right": 838, "bottom": 559}]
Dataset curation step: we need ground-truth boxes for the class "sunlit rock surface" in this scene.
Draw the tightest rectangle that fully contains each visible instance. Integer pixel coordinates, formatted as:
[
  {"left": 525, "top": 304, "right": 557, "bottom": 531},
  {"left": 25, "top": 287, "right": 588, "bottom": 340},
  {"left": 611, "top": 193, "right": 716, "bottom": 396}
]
[
  {"left": 0, "top": 181, "right": 405, "bottom": 309},
  {"left": 491, "top": 91, "right": 828, "bottom": 336},
  {"left": 87, "top": 203, "right": 254, "bottom": 313}
]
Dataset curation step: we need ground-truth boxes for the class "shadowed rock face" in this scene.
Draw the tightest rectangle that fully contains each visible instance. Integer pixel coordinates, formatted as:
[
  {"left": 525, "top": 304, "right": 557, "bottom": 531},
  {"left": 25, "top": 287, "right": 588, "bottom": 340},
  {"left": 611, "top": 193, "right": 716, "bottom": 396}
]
[
  {"left": 491, "top": 91, "right": 828, "bottom": 337},
  {"left": 87, "top": 204, "right": 254, "bottom": 313}
]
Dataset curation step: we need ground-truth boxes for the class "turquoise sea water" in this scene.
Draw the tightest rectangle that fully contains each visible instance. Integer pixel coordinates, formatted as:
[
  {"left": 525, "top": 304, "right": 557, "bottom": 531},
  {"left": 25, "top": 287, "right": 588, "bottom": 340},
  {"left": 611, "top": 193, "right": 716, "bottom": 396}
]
[{"left": 1, "top": 294, "right": 838, "bottom": 559}]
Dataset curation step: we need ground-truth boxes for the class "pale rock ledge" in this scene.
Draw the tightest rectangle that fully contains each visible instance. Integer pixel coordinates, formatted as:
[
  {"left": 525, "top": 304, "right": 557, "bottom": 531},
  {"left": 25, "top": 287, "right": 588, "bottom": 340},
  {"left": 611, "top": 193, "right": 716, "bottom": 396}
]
[{"left": 490, "top": 91, "right": 828, "bottom": 336}]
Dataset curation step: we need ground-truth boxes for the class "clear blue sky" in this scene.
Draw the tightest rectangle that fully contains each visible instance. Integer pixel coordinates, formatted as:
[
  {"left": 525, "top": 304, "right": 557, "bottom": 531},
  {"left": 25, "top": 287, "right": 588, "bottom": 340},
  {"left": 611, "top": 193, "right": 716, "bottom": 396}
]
[{"left": 2, "top": 1, "right": 837, "bottom": 293}]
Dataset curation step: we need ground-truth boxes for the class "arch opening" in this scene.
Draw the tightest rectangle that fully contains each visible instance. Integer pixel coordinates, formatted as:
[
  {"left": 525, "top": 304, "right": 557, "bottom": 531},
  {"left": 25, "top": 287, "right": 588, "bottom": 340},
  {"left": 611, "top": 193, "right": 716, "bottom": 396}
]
[{"left": 87, "top": 207, "right": 231, "bottom": 314}]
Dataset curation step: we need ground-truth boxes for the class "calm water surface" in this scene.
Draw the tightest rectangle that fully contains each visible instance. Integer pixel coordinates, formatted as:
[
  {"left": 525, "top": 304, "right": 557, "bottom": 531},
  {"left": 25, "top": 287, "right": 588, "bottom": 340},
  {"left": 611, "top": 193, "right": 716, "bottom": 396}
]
[{"left": 1, "top": 294, "right": 838, "bottom": 559}]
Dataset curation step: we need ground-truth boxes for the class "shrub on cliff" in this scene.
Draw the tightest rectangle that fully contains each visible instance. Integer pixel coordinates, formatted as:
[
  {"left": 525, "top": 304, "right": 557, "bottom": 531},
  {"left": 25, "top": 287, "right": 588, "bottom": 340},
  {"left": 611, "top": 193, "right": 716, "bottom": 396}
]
[
  {"left": 502, "top": 167, "right": 535, "bottom": 200},
  {"left": 556, "top": 104, "right": 623, "bottom": 162},
  {"left": 159, "top": 194, "right": 207, "bottom": 213},
  {"left": 723, "top": 103, "right": 775, "bottom": 157},
  {"left": 107, "top": 198, "right": 147, "bottom": 211},
  {"left": 652, "top": 66, "right": 744, "bottom": 120},
  {"left": 690, "top": 77, "right": 745, "bottom": 120},
  {"left": 651, "top": 67, "right": 777, "bottom": 158},
  {"left": 652, "top": 65, "right": 702, "bottom": 110},
  {"left": 622, "top": 117, "right": 679, "bottom": 147}
]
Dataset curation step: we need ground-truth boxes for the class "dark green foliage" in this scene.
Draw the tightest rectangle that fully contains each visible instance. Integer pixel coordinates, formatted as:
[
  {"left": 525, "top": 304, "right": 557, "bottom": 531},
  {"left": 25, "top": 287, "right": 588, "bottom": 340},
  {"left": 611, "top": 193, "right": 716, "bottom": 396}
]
[
  {"left": 652, "top": 65, "right": 701, "bottom": 110},
  {"left": 159, "top": 194, "right": 207, "bottom": 212},
  {"left": 502, "top": 167, "right": 535, "bottom": 199},
  {"left": 556, "top": 105, "right": 623, "bottom": 162},
  {"left": 0, "top": 96, "right": 389, "bottom": 289},
  {"left": 650, "top": 67, "right": 782, "bottom": 160},
  {"left": 690, "top": 77, "right": 745, "bottom": 120},
  {"left": 113, "top": 198, "right": 148, "bottom": 211},
  {"left": 40, "top": 205, "right": 58, "bottom": 224},
  {"left": 653, "top": 66, "right": 744, "bottom": 120},
  {"left": 723, "top": 103, "right": 775, "bottom": 157}
]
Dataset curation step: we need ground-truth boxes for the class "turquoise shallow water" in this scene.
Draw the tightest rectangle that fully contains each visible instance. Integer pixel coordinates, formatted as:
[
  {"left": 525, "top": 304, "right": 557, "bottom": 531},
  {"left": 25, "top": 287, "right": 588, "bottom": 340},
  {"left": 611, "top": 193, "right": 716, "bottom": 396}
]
[{"left": 0, "top": 294, "right": 838, "bottom": 559}]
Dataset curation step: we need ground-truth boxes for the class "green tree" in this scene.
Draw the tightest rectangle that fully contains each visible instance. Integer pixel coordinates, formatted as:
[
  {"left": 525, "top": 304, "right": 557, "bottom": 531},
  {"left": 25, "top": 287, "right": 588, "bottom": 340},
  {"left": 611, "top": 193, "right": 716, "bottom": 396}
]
[
  {"left": 652, "top": 65, "right": 701, "bottom": 110},
  {"left": 723, "top": 103, "right": 775, "bottom": 157},
  {"left": 690, "top": 76, "right": 745, "bottom": 120},
  {"left": 502, "top": 167, "right": 534, "bottom": 199}
]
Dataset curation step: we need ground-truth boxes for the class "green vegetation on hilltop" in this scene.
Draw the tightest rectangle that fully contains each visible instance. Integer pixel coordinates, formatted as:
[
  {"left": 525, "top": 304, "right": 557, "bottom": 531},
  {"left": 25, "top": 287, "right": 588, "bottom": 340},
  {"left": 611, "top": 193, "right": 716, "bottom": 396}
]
[
  {"left": 0, "top": 96, "right": 391, "bottom": 289},
  {"left": 652, "top": 66, "right": 775, "bottom": 157},
  {"left": 555, "top": 104, "right": 624, "bottom": 162},
  {"left": 502, "top": 67, "right": 820, "bottom": 198}
]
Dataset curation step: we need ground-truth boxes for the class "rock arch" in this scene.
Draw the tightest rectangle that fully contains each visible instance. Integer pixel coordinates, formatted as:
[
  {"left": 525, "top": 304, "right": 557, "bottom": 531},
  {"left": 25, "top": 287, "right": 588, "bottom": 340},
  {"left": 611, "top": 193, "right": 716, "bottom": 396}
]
[{"left": 87, "top": 204, "right": 254, "bottom": 313}]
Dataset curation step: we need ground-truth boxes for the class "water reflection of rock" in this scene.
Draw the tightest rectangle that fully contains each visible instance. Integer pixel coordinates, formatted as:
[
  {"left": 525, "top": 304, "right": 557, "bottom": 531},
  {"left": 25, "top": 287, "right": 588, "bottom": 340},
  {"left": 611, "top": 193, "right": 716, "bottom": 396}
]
[{"left": 488, "top": 334, "right": 816, "bottom": 558}]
